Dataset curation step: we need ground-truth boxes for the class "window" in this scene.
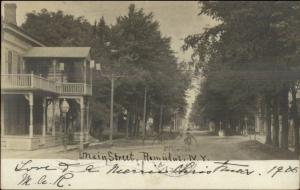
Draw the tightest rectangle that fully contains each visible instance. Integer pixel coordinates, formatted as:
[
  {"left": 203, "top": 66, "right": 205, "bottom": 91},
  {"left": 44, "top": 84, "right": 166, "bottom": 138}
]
[{"left": 7, "top": 51, "right": 12, "bottom": 74}]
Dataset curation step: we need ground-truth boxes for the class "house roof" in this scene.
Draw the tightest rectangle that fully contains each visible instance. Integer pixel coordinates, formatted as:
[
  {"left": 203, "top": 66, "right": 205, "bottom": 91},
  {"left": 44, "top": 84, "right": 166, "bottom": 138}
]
[
  {"left": 3, "top": 21, "right": 46, "bottom": 47},
  {"left": 24, "top": 47, "right": 91, "bottom": 58}
]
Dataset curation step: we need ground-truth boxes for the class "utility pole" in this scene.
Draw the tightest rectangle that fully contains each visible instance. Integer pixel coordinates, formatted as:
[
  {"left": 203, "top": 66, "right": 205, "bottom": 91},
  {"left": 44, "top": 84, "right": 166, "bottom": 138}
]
[
  {"left": 159, "top": 105, "right": 163, "bottom": 135},
  {"left": 173, "top": 108, "right": 178, "bottom": 131},
  {"left": 109, "top": 76, "right": 114, "bottom": 145},
  {"left": 95, "top": 43, "right": 139, "bottom": 145},
  {"left": 142, "top": 87, "right": 147, "bottom": 144},
  {"left": 173, "top": 112, "right": 176, "bottom": 131},
  {"left": 95, "top": 72, "right": 128, "bottom": 145},
  {"left": 106, "top": 74, "right": 128, "bottom": 145}
]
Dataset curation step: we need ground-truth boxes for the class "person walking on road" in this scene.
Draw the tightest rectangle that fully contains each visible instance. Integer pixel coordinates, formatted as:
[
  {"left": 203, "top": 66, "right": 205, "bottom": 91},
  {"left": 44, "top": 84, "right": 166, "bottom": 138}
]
[{"left": 184, "top": 128, "right": 197, "bottom": 151}]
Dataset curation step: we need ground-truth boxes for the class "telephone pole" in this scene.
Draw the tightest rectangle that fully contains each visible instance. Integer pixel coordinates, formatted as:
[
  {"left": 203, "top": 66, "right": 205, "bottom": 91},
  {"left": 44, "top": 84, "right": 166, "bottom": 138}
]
[
  {"left": 142, "top": 87, "right": 147, "bottom": 144},
  {"left": 109, "top": 76, "right": 114, "bottom": 145},
  {"left": 159, "top": 105, "right": 163, "bottom": 135},
  {"left": 99, "top": 73, "right": 127, "bottom": 145}
]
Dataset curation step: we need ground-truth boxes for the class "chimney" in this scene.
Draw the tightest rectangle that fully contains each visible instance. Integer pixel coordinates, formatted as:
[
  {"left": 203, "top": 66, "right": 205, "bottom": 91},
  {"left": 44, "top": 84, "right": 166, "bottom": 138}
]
[{"left": 4, "top": 3, "right": 17, "bottom": 25}]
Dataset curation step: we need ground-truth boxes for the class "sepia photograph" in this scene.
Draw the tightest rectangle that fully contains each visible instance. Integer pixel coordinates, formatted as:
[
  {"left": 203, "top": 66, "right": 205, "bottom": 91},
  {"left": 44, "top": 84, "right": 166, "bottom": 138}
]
[{"left": 1, "top": 1, "right": 300, "bottom": 189}]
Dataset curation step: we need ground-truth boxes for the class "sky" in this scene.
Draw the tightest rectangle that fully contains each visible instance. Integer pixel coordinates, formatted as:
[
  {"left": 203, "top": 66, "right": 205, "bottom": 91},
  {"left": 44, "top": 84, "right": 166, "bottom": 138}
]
[{"left": 2, "top": 1, "right": 218, "bottom": 62}]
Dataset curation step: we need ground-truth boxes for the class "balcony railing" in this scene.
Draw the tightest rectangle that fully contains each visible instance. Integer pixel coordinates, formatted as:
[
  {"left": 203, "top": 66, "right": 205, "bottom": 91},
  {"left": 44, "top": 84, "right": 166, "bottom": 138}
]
[
  {"left": 1, "top": 74, "right": 56, "bottom": 93},
  {"left": 56, "top": 83, "right": 92, "bottom": 96},
  {"left": 1, "top": 74, "right": 92, "bottom": 96}
]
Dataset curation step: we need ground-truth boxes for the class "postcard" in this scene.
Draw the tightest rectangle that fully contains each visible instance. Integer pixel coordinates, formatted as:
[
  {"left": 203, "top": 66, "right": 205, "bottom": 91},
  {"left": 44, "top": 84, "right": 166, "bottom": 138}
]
[{"left": 1, "top": 1, "right": 299, "bottom": 189}]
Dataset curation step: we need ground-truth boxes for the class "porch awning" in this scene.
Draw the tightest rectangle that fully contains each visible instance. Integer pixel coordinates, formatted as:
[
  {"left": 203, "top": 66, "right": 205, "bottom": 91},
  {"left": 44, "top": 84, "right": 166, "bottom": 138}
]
[{"left": 24, "top": 47, "right": 91, "bottom": 58}]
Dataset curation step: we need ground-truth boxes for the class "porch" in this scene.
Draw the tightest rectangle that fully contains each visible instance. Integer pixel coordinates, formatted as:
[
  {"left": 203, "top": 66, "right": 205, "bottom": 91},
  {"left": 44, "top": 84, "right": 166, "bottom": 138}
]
[
  {"left": 1, "top": 94, "right": 90, "bottom": 150},
  {"left": 1, "top": 135, "right": 63, "bottom": 150},
  {"left": 1, "top": 132, "right": 90, "bottom": 150}
]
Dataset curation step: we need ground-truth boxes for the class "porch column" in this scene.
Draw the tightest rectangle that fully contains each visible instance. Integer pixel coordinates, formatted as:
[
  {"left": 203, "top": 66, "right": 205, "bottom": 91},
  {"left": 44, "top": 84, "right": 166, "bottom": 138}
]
[
  {"left": 80, "top": 97, "right": 85, "bottom": 150},
  {"left": 1, "top": 98, "right": 4, "bottom": 136},
  {"left": 86, "top": 99, "right": 90, "bottom": 141},
  {"left": 83, "top": 60, "right": 87, "bottom": 84},
  {"left": 42, "top": 98, "right": 48, "bottom": 136},
  {"left": 83, "top": 60, "right": 87, "bottom": 94},
  {"left": 29, "top": 93, "right": 34, "bottom": 138},
  {"left": 52, "top": 99, "right": 56, "bottom": 136},
  {"left": 52, "top": 59, "right": 57, "bottom": 82}
]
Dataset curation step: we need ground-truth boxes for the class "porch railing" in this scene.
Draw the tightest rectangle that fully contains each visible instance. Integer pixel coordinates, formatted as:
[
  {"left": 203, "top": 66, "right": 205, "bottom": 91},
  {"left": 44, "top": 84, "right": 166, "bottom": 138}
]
[
  {"left": 1, "top": 74, "right": 56, "bottom": 93},
  {"left": 1, "top": 74, "right": 92, "bottom": 96},
  {"left": 56, "top": 83, "right": 92, "bottom": 96}
]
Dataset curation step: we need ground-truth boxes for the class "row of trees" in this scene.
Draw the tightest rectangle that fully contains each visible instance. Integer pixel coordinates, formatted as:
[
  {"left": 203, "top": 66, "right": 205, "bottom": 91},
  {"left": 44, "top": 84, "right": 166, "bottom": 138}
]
[
  {"left": 89, "top": 5, "right": 190, "bottom": 137},
  {"left": 185, "top": 2, "right": 300, "bottom": 153},
  {"left": 22, "top": 4, "right": 190, "bottom": 138}
]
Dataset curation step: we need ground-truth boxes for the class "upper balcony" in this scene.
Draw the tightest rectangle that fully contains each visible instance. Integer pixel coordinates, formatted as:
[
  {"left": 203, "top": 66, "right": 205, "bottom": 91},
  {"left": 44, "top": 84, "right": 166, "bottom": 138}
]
[
  {"left": 2, "top": 47, "right": 93, "bottom": 96},
  {"left": 1, "top": 74, "right": 92, "bottom": 96},
  {"left": 1, "top": 74, "right": 56, "bottom": 93}
]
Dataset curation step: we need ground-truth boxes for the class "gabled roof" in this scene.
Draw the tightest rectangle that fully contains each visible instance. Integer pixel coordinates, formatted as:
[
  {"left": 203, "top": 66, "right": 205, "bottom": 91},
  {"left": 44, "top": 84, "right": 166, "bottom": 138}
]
[
  {"left": 3, "top": 21, "right": 46, "bottom": 47},
  {"left": 24, "top": 47, "right": 91, "bottom": 58}
]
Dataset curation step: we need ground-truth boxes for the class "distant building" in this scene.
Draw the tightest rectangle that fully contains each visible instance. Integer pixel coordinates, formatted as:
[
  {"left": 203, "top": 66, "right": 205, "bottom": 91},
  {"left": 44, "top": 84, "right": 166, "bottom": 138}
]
[{"left": 1, "top": 3, "right": 93, "bottom": 150}]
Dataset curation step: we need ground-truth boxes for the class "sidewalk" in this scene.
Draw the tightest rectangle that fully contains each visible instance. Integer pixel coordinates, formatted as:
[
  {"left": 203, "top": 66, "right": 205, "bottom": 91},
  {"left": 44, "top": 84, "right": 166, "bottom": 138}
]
[
  {"left": 2, "top": 137, "right": 176, "bottom": 159},
  {"left": 2, "top": 138, "right": 141, "bottom": 159},
  {"left": 2, "top": 144, "right": 79, "bottom": 159},
  {"left": 243, "top": 134, "right": 297, "bottom": 154}
]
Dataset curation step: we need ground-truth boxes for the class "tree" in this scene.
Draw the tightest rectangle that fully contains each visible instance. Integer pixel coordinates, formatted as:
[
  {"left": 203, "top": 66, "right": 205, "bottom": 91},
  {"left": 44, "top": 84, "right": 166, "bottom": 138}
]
[
  {"left": 22, "top": 9, "right": 93, "bottom": 46},
  {"left": 291, "top": 83, "right": 300, "bottom": 154},
  {"left": 89, "top": 17, "right": 114, "bottom": 137},
  {"left": 184, "top": 2, "right": 300, "bottom": 151},
  {"left": 110, "top": 4, "right": 190, "bottom": 134}
]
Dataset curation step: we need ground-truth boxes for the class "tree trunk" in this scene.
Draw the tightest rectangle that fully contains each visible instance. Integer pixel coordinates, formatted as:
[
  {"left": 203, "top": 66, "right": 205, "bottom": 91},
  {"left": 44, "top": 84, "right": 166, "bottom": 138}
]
[
  {"left": 291, "top": 86, "right": 299, "bottom": 154},
  {"left": 272, "top": 95, "right": 280, "bottom": 147},
  {"left": 238, "top": 119, "right": 241, "bottom": 135},
  {"left": 134, "top": 112, "right": 139, "bottom": 137},
  {"left": 257, "top": 98, "right": 264, "bottom": 135},
  {"left": 126, "top": 112, "right": 130, "bottom": 138},
  {"left": 132, "top": 111, "right": 136, "bottom": 137},
  {"left": 265, "top": 96, "right": 272, "bottom": 145},
  {"left": 153, "top": 112, "right": 160, "bottom": 133},
  {"left": 136, "top": 115, "right": 140, "bottom": 137},
  {"left": 280, "top": 84, "right": 289, "bottom": 149},
  {"left": 129, "top": 111, "right": 133, "bottom": 137}
]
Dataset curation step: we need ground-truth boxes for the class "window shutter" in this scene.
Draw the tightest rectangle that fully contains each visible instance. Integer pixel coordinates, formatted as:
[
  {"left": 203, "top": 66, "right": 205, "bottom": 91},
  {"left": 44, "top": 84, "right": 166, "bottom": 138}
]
[{"left": 4, "top": 49, "right": 8, "bottom": 73}]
